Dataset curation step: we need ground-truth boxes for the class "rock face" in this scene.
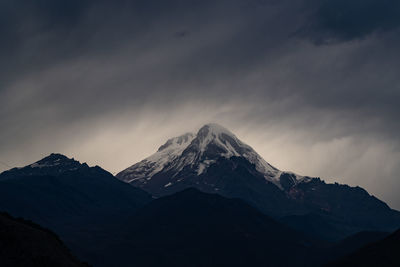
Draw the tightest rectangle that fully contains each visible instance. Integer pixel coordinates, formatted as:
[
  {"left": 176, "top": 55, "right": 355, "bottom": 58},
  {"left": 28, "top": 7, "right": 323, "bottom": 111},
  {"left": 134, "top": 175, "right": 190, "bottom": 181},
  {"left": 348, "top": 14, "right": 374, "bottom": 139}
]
[{"left": 117, "top": 123, "right": 400, "bottom": 240}]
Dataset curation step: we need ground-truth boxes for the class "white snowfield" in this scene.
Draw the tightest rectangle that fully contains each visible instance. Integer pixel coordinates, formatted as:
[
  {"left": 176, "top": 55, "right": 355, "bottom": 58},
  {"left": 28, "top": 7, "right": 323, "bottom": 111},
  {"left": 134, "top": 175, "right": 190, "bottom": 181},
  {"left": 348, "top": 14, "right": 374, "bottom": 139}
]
[{"left": 118, "top": 123, "right": 310, "bottom": 190}]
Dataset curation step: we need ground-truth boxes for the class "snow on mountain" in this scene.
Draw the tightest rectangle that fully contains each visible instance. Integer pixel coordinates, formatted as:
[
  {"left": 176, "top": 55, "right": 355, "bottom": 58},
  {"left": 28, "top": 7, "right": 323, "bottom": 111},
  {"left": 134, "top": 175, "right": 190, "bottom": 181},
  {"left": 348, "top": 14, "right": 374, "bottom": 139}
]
[
  {"left": 0, "top": 153, "right": 88, "bottom": 180},
  {"left": 117, "top": 123, "right": 307, "bottom": 190},
  {"left": 120, "top": 133, "right": 195, "bottom": 183},
  {"left": 29, "top": 153, "right": 81, "bottom": 169}
]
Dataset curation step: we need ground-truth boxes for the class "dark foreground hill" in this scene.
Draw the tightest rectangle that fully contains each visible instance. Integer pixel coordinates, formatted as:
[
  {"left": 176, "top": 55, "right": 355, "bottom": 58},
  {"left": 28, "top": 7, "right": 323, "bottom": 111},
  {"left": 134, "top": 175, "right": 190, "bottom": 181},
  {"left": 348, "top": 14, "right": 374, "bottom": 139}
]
[
  {"left": 327, "top": 228, "right": 400, "bottom": 267},
  {"left": 0, "top": 212, "right": 86, "bottom": 267},
  {"left": 110, "top": 188, "right": 322, "bottom": 267},
  {"left": 311, "top": 230, "right": 389, "bottom": 265}
]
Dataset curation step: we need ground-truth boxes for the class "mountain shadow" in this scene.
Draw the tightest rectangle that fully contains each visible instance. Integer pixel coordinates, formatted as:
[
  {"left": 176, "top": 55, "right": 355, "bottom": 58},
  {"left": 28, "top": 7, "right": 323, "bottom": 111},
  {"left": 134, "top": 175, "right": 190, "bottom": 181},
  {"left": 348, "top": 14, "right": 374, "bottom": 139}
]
[
  {"left": 110, "top": 188, "right": 323, "bottom": 267},
  {"left": 327, "top": 228, "right": 400, "bottom": 267},
  {"left": 0, "top": 212, "right": 87, "bottom": 267}
]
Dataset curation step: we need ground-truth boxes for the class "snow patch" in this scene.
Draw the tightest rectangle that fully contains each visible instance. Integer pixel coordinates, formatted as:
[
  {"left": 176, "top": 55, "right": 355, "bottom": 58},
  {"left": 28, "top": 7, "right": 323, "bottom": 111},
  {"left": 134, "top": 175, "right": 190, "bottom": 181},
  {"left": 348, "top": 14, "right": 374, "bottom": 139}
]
[
  {"left": 120, "top": 133, "right": 195, "bottom": 181},
  {"left": 30, "top": 162, "right": 60, "bottom": 168}
]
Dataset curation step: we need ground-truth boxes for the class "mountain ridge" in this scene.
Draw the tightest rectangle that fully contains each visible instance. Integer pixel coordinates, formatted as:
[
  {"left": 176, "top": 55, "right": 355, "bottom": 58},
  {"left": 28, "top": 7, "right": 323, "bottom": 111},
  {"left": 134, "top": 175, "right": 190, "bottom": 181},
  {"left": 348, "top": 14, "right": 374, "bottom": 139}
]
[
  {"left": 0, "top": 153, "right": 152, "bottom": 266},
  {"left": 0, "top": 153, "right": 89, "bottom": 180},
  {"left": 0, "top": 150, "right": 399, "bottom": 266},
  {"left": 117, "top": 123, "right": 400, "bottom": 240}
]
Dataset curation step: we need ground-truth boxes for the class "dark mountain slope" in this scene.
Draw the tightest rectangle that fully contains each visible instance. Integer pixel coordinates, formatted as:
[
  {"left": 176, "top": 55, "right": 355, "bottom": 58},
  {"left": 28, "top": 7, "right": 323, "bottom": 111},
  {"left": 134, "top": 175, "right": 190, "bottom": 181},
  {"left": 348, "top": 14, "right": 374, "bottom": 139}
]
[
  {"left": 327, "top": 229, "right": 400, "bottom": 266},
  {"left": 311, "top": 230, "right": 390, "bottom": 265},
  {"left": 280, "top": 212, "right": 347, "bottom": 241},
  {"left": 282, "top": 178, "right": 400, "bottom": 240},
  {"left": 114, "top": 188, "right": 321, "bottom": 267},
  {"left": 0, "top": 153, "right": 152, "bottom": 266},
  {"left": 140, "top": 156, "right": 298, "bottom": 217},
  {"left": 0, "top": 212, "right": 86, "bottom": 267}
]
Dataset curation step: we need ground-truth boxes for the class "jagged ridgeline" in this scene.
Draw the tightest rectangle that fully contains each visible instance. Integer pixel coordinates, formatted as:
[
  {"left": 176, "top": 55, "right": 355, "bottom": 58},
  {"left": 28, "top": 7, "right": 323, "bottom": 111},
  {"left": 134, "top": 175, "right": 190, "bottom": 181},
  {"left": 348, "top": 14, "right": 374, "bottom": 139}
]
[{"left": 117, "top": 123, "right": 400, "bottom": 240}]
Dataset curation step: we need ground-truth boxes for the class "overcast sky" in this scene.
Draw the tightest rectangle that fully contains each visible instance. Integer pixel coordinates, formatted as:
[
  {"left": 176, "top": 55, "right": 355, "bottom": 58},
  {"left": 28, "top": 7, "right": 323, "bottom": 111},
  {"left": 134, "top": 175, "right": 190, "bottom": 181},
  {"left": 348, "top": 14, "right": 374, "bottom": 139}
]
[{"left": 1, "top": 0, "right": 400, "bottom": 209}]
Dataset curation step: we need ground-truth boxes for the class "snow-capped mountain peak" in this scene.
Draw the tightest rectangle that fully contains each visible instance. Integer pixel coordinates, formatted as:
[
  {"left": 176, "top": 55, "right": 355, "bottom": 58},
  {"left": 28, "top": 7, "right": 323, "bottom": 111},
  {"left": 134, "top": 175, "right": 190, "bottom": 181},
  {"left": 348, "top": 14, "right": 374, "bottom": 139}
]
[
  {"left": 194, "top": 123, "right": 242, "bottom": 156},
  {"left": 196, "top": 123, "right": 235, "bottom": 143},
  {"left": 117, "top": 123, "right": 305, "bottom": 190},
  {"left": 179, "top": 123, "right": 279, "bottom": 178}
]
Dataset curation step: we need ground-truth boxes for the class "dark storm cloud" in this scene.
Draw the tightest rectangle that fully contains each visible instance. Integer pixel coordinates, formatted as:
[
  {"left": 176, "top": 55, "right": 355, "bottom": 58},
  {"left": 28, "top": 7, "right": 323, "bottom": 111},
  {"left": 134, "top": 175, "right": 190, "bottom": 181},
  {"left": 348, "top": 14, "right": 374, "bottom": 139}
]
[
  {"left": 1, "top": 0, "right": 400, "bottom": 209},
  {"left": 303, "top": 0, "right": 400, "bottom": 43},
  {"left": 0, "top": 0, "right": 191, "bottom": 85}
]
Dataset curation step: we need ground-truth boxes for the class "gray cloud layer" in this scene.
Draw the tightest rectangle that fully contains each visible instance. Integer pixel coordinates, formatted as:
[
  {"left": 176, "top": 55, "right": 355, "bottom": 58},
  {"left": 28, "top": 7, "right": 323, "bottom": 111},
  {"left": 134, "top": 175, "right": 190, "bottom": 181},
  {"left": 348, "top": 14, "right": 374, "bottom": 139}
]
[{"left": 1, "top": 0, "right": 400, "bottom": 209}]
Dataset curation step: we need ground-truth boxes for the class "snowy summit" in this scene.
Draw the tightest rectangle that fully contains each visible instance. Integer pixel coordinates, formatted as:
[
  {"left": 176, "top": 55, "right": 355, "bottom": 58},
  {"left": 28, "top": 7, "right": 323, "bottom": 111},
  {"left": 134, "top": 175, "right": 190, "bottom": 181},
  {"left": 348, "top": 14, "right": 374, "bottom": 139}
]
[{"left": 117, "top": 123, "right": 309, "bottom": 191}]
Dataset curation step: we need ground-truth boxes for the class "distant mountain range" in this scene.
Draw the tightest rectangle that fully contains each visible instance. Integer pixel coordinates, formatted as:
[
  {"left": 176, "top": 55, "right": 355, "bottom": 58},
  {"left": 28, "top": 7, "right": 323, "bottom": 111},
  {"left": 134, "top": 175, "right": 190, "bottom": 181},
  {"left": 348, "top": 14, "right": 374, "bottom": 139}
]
[
  {"left": 0, "top": 123, "right": 399, "bottom": 266},
  {"left": 117, "top": 123, "right": 400, "bottom": 240}
]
